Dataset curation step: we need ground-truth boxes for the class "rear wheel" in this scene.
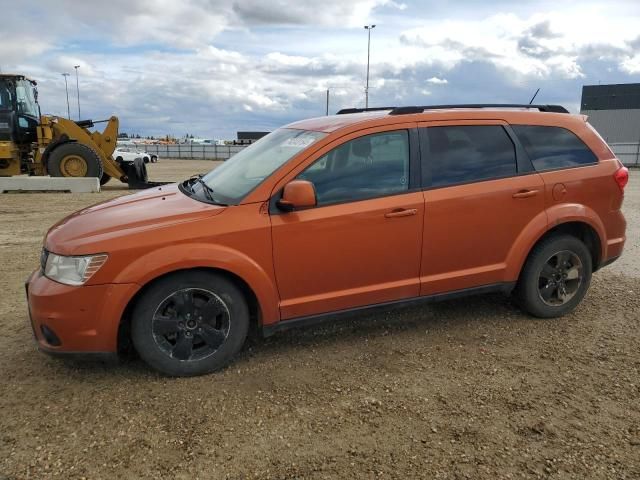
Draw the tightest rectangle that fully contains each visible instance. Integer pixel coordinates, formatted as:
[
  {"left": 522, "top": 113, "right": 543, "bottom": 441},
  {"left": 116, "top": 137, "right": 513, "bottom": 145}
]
[
  {"left": 131, "top": 271, "right": 249, "bottom": 376},
  {"left": 47, "top": 143, "right": 104, "bottom": 179},
  {"left": 515, "top": 235, "right": 592, "bottom": 318},
  {"left": 151, "top": 155, "right": 158, "bottom": 163}
]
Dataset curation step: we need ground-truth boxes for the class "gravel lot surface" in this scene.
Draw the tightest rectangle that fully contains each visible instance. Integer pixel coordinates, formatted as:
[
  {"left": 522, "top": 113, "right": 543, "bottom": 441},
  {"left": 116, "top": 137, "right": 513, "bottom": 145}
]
[{"left": 1, "top": 162, "right": 638, "bottom": 479}]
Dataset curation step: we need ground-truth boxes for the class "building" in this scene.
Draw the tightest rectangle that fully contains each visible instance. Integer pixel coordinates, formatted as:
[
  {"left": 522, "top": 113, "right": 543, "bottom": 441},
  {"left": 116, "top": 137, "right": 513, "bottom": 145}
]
[
  {"left": 580, "top": 83, "right": 640, "bottom": 166},
  {"left": 235, "top": 131, "right": 269, "bottom": 145}
]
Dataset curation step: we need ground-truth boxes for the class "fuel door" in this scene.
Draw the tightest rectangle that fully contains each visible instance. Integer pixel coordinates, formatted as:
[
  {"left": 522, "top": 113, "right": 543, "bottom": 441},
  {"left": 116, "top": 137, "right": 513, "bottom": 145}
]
[{"left": 552, "top": 183, "right": 567, "bottom": 201}]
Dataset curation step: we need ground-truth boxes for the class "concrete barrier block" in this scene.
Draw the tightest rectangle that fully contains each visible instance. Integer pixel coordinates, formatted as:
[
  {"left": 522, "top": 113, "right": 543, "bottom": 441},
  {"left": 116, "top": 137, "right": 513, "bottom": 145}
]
[{"left": 0, "top": 176, "right": 100, "bottom": 193}]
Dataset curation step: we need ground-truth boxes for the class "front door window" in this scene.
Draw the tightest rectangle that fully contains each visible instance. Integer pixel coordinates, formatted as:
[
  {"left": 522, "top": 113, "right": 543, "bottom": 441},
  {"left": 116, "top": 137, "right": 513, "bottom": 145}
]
[{"left": 298, "top": 130, "right": 410, "bottom": 205}]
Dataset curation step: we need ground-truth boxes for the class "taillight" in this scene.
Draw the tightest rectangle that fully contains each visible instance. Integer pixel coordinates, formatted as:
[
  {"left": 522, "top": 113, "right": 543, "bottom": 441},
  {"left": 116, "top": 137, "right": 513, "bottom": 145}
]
[{"left": 614, "top": 166, "right": 629, "bottom": 191}]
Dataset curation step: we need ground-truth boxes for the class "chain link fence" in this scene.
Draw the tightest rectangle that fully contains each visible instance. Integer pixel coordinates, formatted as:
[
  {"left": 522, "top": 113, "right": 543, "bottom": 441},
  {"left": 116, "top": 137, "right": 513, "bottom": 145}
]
[
  {"left": 610, "top": 143, "right": 640, "bottom": 167},
  {"left": 142, "top": 143, "right": 248, "bottom": 160}
]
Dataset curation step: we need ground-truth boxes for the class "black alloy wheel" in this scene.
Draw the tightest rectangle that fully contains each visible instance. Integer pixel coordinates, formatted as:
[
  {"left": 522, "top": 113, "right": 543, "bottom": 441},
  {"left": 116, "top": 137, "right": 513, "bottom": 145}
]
[
  {"left": 537, "top": 250, "right": 583, "bottom": 306},
  {"left": 152, "top": 288, "right": 230, "bottom": 361},
  {"left": 515, "top": 234, "right": 592, "bottom": 318},
  {"left": 131, "top": 271, "right": 249, "bottom": 376}
]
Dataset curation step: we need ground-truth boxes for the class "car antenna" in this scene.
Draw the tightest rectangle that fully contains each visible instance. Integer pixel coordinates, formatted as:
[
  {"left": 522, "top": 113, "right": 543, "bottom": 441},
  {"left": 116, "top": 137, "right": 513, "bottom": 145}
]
[{"left": 529, "top": 88, "right": 540, "bottom": 105}]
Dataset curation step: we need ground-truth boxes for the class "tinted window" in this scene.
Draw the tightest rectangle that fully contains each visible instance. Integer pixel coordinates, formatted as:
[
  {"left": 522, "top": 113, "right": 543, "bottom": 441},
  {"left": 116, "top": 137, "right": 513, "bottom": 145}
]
[
  {"left": 422, "top": 125, "right": 516, "bottom": 187},
  {"left": 512, "top": 125, "right": 598, "bottom": 171},
  {"left": 298, "top": 130, "right": 409, "bottom": 205}
]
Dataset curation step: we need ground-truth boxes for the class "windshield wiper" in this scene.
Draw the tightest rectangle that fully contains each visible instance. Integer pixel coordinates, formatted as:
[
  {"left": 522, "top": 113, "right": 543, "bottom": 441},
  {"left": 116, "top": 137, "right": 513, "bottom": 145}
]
[{"left": 188, "top": 175, "right": 227, "bottom": 205}]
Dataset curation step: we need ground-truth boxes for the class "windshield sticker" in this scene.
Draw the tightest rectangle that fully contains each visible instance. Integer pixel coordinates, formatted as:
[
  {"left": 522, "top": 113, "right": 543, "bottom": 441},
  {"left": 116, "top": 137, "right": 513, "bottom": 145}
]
[{"left": 281, "top": 136, "right": 317, "bottom": 148}]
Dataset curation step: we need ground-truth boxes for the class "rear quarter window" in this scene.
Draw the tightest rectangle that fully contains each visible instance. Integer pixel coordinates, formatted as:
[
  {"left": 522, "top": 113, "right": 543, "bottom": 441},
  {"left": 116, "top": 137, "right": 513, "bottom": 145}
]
[{"left": 512, "top": 125, "right": 598, "bottom": 171}]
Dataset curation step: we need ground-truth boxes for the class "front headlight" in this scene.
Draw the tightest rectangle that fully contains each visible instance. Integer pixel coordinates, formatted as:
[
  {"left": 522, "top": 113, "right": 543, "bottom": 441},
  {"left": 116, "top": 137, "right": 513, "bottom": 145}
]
[{"left": 44, "top": 252, "right": 108, "bottom": 286}]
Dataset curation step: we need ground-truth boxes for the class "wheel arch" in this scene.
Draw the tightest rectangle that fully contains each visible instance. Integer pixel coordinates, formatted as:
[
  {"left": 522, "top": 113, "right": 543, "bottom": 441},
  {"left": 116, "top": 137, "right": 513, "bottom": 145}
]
[
  {"left": 117, "top": 266, "right": 264, "bottom": 355},
  {"left": 537, "top": 222, "right": 601, "bottom": 271},
  {"left": 505, "top": 205, "right": 606, "bottom": 283},
  {"left": 508, "top": 219, "right": 603, "bottom": 287}
]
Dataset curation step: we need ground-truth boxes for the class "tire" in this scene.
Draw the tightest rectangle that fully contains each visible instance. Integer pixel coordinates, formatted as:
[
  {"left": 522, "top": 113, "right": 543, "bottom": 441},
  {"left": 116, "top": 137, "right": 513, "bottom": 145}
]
[
  {"left": 131, "top": 271, "right": 249, "bottom": 376},
  {"left": 133, "top": 157, "right": 148, "bottom": 182},
  {"left": 515, "top": 235, "right": 592, "bottom": 318},
  {"left": 143, "top": 156, "right": 150, "bottom": 164},
  {"left": 99, "top": 173, "right": 111, "bottom": 185},
  {"left": 47, "top": 143, "right": 104, "bottom": 178},
  {"left": 151, "top": 155, "right": 158, "bottom": 163}
]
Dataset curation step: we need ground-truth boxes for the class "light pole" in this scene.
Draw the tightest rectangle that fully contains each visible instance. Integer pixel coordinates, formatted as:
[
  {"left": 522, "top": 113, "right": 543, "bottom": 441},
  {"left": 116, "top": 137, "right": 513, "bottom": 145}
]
[
  {"left": 364, "top": 24, "right": 376, "bottom": 108},
  {"left": 326, "top": 89, "right": 330, "bottom": 116},
  {"left": 74, "top": 65, "right": 81, "bottom": 120},
  {"left": 61, "top": 73, "right": 71, "bottom": 119}
]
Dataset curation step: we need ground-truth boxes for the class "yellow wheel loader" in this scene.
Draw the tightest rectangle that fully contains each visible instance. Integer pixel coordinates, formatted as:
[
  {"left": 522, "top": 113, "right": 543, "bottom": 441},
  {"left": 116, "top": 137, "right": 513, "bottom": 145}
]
[{"left": 0, "top": 74, "right": 160, "bottom": 188}]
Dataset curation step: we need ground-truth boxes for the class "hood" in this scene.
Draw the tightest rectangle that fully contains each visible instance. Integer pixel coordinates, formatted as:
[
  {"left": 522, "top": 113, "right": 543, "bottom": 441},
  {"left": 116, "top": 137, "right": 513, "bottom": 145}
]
[{"left": 46, "top": 183, "right": 226, "bottom": 254}]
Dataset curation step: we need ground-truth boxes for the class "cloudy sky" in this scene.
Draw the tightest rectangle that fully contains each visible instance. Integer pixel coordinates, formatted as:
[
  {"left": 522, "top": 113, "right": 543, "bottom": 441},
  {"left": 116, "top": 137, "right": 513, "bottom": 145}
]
[{"left": 2, "top": 0, "right": 639, "bottom": 138}]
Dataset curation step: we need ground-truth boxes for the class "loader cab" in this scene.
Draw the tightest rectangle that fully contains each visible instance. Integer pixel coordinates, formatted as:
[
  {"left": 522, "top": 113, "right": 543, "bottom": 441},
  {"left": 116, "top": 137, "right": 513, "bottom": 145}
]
[
  {"left": 0, "top": 79, "right": 16, "bottom": 143},
  {"left": 0, "top": 75, "right": 40, "bottom": 146}
]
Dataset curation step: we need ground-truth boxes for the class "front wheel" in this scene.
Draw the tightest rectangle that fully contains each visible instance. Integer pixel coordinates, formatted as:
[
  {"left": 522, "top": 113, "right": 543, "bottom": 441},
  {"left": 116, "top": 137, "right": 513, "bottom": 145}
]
[
  {"left": 131, "top": 271, "right": 249, "bottom": 376},
  {"left": 47, "top": 143, "right": 104, "bottom": 179},
  {"left": 515, "top": 235, "right": 592, "bottom": 318}
]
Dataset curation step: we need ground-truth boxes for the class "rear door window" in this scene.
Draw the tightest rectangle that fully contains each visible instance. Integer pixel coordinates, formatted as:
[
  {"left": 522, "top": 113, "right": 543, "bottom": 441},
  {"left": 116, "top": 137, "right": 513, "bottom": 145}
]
[
  {"left": 421, "top": 125, "right": 517, "bottom": 188},
  {"left": 512, "top": 125, "right": 598, "bottom": 171}
]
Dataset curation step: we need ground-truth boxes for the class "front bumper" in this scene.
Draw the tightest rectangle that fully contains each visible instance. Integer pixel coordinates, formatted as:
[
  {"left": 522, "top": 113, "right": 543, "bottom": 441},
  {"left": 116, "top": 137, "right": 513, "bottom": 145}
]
[{"left": 26, "top": 270, "right": 138, "bottom": 355}]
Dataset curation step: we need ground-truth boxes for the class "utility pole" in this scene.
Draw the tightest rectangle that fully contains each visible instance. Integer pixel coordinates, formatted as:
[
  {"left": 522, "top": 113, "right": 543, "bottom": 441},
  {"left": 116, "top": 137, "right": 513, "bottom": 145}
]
[
  {"left": 74, "top": 65, "right": 81, "bottom": 120},
  {"left": 61, "top": 73, "right": 71, "bottom": 119},
  {"left": 364, "top": 24, "right": 376, "bottom": 108}
]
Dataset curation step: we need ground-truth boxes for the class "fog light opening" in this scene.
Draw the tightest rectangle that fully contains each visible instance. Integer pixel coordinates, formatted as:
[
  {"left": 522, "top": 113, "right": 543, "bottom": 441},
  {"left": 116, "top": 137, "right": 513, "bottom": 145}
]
[{"left": 40, "top": 325, "right": 62, "bottom": 347}]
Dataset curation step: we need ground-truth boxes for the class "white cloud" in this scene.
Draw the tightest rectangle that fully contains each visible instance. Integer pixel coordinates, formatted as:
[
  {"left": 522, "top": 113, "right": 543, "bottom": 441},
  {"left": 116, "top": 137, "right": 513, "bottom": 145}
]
[
  {"left": 621, "top": 55, "right": 640, "bottom": 74},
  {"left": 0, "top": 0, "right": 403, "bottom": 50},
  {"left": 399, "top": 8, "right": 639, "bottom": 81},
  {"left": 2, "top": 0, "right": 640, "bottom": 136}
]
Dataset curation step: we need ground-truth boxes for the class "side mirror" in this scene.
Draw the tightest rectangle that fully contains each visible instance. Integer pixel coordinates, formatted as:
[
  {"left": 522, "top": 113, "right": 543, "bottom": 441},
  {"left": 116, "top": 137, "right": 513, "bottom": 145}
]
[{"left": 277, "top": 180, "right": 317, "bottom": 212}]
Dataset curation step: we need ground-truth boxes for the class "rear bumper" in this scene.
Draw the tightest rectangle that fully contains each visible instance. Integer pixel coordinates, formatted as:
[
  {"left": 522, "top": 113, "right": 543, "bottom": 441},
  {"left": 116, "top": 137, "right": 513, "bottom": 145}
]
[
  {"left": 599, "top": 255, "right": 621, "bottom": 269},
  {"left": 26, "top": 270, "right": 138, "bottom": 354},
  {"left": 601, "top": 234, "right": 625, "bottom": 270}
]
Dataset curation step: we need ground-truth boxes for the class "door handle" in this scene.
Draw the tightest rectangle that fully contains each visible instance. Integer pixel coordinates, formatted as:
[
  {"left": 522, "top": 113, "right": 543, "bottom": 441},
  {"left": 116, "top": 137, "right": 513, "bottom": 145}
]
[
  {"left": 512, "top": 189, "right": 539, "bottom": 199},
  {"left": 385, "top": 208, "right": 417, "bottom": 218}
]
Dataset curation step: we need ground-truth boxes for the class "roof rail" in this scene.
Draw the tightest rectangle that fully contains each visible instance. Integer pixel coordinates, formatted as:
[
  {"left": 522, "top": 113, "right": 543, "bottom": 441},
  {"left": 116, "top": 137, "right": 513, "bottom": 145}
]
[
  {"left": 388, "top": 104, "right": 569, "bottom": 115},
  {"left": 336, "top": 107, "right": 396, "bottom": 115}
]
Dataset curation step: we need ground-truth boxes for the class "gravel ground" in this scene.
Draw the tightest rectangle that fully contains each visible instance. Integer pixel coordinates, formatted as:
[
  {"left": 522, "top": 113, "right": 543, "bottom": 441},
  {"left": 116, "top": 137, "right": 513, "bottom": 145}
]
[{"left": 1, "top": 162, "right": 638, "bottom": 480}]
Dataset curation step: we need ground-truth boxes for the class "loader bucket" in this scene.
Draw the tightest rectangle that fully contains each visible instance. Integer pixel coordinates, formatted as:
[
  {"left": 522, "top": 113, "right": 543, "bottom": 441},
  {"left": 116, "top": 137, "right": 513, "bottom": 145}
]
[{"left": 122, "top": 157, "right": 172, "bottom": 189}]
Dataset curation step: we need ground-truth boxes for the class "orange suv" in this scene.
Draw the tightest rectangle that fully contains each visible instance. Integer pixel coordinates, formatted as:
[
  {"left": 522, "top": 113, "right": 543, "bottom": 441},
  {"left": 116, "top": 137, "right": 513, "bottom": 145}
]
[{"left": 26, "top": 104, "right": 628, "bottom": 376}]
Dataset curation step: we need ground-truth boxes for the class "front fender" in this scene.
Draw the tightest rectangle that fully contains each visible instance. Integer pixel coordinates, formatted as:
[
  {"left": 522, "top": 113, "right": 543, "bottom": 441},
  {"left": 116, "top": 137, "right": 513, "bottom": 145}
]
[{"left": 113, "top": 243, "right": 280, "bottom": 326}]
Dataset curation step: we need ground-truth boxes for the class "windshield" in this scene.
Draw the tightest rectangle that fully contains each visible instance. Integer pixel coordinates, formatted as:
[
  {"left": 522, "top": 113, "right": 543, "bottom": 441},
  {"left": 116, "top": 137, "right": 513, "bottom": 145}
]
[
  {"left": 195, "top": 128, "right": 326, "bottom": 204},
  {"left": 15, "top": 80, "right": 39, "bottom": 118}
]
